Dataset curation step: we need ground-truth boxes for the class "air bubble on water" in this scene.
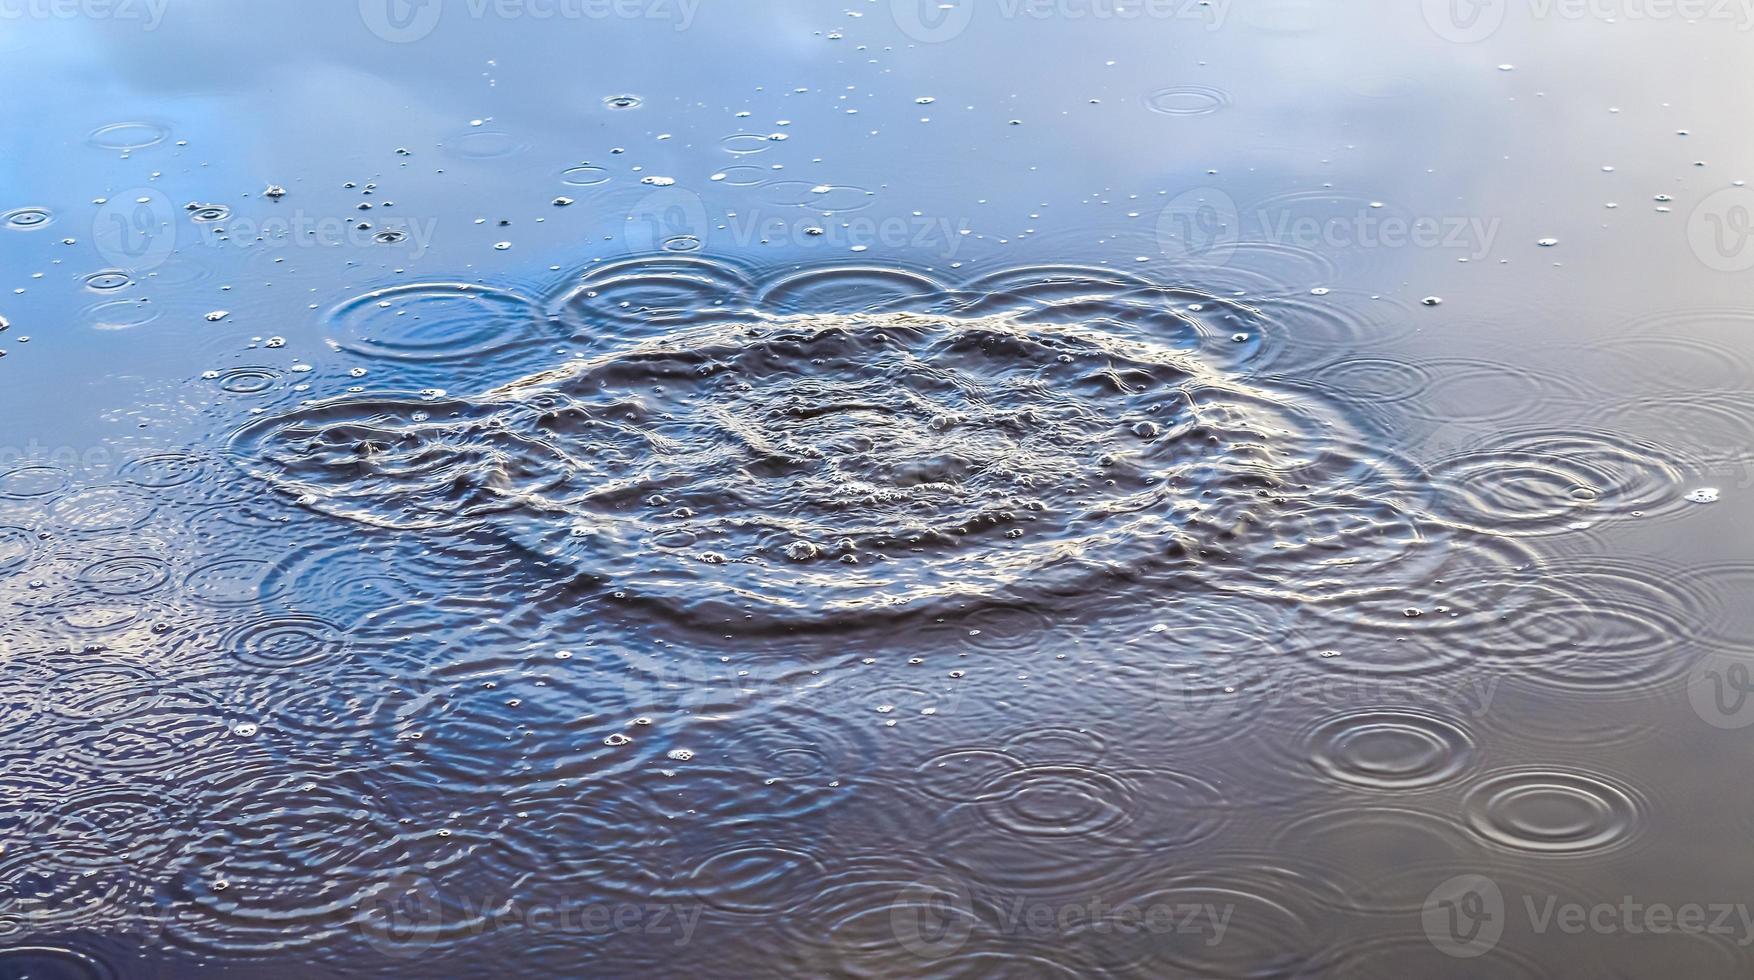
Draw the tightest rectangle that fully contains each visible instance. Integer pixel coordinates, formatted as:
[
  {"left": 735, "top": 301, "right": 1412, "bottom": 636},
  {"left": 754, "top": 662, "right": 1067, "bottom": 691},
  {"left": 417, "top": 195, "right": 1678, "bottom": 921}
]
[
  {"left": 264, "top": 336, "right": 286, "bottom": 348},
  {"left": 1687, "top": 487, "right": 1721, "bottom": 504},
  {"left": 553, "top": 197, "right": 574, "bottom": 207},
  {"left": 1310, "top": 287, "right": 1330, "bottom": 295},
  {"left": 206, "top": 311, "right": 230, "bottom": 322},
  {"left": 604, "top": 733, "right": 632, "bottom": 746},
  {"left": 915, "top": 96, "right": 936, "bottom": 104},
  {"left": 494, "top": 242, "right": 512, "bottom": 250},
  {"left": 263, "top": 185, "right": 287, "bottom": 199},
  {"left": 641, "top": 176, "right": 676, "bottom": 186},
  {"left": 1537, "top": 238, "right": 1559, "bottom": 247},
  {"left": 232, "top": 722, "right": 258, "bottom": 737},
  {"left": 1421, "top": 296, "right": 1443, "bottom": 306},
  {"left": 667, "top": 748, "right": 694, "bottom": 762}
]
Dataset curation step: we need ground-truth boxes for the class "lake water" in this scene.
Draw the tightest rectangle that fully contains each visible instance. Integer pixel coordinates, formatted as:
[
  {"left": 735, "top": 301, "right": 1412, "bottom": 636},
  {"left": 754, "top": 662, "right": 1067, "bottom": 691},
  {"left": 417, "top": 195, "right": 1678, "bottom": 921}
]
[{"left": 3, "top": 1, "right": 1754, "bottom": 976}]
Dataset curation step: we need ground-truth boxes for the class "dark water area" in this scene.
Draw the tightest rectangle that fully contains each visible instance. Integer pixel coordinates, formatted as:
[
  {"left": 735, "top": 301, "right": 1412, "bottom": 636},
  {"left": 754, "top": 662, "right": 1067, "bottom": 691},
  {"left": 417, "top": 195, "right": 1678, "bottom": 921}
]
[{"left": 3, "top": 1, "right": 1754, "bottom": 976}]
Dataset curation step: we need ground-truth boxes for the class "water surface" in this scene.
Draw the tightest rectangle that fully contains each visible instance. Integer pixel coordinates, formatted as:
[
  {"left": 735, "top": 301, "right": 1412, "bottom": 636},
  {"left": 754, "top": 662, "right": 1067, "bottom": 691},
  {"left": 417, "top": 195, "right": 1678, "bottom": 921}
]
[{"left": 3, "top": 1, "right": 1754, "bottom": 976}]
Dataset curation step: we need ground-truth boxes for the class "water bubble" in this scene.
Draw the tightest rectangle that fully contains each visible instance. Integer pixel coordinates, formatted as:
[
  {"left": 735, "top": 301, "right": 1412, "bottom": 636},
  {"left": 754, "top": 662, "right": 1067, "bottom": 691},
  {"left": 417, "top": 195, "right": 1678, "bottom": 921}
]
[
  {"left": 4, "top": 208, "right": 52, "bottom": 229},
  {"left": 1144, "top": 85, "right": 1230, "bottom": 116},
  {"left": 88, "top": 120, "right": 170, "bottom": 150},
  {"left": 84, "top": 272, "right": 133, "bottom": 291},
  {"left": 560, "top": 165, "right": 611, "bottom": 186}
]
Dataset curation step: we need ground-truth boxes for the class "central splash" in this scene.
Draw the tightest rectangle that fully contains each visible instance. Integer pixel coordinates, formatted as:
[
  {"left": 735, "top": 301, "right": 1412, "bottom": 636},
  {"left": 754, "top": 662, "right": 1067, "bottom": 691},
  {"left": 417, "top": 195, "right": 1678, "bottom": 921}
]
[{"left": 234, "top": 272, "right": 1432, "bottom": 628}]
